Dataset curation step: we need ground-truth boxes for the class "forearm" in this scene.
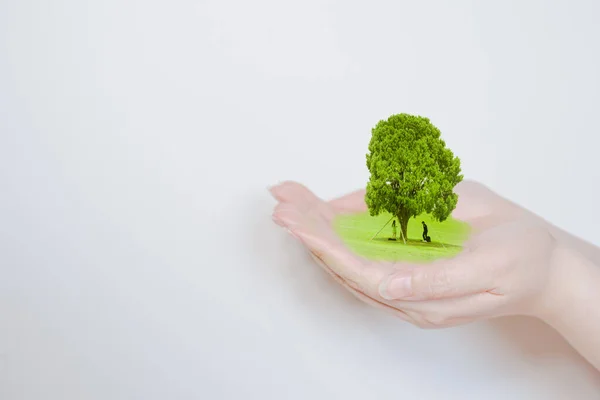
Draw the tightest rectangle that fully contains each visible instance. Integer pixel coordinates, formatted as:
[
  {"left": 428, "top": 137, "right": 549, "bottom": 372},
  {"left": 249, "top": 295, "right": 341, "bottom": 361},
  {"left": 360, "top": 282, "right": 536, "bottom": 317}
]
[{"left": 537, "top": 243, "right": 600, "bottom": 371}]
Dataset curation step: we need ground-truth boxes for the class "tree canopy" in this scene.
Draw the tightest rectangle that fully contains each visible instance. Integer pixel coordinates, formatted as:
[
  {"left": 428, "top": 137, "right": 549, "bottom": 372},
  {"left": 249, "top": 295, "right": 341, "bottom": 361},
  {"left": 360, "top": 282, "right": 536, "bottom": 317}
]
[{"left": 365, "top": 113, "right": 463, "bottom": 243}]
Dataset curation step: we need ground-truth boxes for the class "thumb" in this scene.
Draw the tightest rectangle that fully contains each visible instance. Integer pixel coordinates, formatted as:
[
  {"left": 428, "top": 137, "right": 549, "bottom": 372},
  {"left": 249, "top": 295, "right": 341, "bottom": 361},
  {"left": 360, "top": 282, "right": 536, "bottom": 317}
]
[{"left": 378, "top": 251, "right": 498, "bottom": 300}]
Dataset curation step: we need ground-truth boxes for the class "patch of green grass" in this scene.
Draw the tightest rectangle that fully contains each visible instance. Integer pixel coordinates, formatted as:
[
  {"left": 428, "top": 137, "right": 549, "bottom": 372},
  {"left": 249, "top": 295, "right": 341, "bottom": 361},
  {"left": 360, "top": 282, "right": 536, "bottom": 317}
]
[{"left": 333, "top": 212, "right": 471, "bottom": 263}]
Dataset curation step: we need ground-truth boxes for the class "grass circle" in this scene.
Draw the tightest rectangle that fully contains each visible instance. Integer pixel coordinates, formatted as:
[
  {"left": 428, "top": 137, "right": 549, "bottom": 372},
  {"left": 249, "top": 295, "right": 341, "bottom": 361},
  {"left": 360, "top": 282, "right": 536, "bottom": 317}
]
[{"left": 333, "top": 212, "right": 471, "bottom": 263}]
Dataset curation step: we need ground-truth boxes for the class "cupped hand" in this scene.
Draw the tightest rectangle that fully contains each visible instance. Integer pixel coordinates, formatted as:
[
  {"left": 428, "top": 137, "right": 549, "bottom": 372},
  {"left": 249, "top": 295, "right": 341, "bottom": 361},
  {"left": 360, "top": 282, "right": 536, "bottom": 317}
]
[{"left": 270, "top": 180, "right": 560, "bottom": 328}]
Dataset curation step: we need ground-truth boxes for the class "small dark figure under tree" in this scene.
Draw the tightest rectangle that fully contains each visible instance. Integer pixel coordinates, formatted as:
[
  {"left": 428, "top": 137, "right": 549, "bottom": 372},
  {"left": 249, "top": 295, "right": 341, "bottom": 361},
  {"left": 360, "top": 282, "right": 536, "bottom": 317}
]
[{"left": 422, "top": 221, "right": 431, "bottom": 242}]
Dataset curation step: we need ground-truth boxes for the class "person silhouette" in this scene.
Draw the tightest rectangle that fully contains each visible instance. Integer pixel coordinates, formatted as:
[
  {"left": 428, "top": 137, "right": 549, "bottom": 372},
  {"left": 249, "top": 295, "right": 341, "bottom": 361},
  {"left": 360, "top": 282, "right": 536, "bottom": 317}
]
[
  {"left": 391, "top": 220, "right": 397, "bottom": 240},
  {"left": 422, "top": 221, "right": 429, "bottom": 242}
]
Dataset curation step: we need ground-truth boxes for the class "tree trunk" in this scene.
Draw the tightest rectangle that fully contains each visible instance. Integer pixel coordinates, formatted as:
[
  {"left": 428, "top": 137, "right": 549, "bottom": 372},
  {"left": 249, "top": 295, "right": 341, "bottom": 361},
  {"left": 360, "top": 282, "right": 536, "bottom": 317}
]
[{"left": 396, "top": 209, "right": 409, "bottom": 244}]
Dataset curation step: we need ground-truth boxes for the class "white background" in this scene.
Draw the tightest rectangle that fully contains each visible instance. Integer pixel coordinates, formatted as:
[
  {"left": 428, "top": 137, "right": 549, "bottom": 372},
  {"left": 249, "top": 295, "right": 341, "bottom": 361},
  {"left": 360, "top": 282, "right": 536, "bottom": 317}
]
[{"left": 1, "top": 0, "right": 600, "bottom": 398}]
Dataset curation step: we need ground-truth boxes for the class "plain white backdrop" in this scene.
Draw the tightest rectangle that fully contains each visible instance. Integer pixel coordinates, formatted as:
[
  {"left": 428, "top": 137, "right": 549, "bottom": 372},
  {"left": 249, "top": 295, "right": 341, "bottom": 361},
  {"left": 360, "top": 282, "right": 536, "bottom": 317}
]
[{"left": 1, "top": 0, "right": 600, "bottom": 398}]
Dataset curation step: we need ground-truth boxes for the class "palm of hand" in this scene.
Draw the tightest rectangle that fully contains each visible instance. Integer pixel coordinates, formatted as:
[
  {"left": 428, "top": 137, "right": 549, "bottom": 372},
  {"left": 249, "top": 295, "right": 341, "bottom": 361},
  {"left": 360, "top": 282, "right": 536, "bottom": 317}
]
[{"left": 271, "top": 180, "right": 557, "bottom": 328}]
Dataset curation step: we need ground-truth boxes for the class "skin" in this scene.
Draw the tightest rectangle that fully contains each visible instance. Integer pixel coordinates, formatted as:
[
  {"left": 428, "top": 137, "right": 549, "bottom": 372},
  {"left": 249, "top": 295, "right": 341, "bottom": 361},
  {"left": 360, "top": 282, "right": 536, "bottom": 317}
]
[{"left": 269, "top": 179, "right": 600, "bottom": 372}]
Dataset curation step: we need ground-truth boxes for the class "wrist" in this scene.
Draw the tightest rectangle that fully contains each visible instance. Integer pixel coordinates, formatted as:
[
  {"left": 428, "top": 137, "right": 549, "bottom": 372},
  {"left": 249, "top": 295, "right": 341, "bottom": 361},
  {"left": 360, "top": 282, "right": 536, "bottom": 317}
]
[
  {"left": 534, "top": 245, "right": 595, "bottom": 324},
  {"left": 532, "top": 243, "right": 600, "bottom": 370},
  {"left": 535, "top": 243, "right": 600, "bottom": 337}
]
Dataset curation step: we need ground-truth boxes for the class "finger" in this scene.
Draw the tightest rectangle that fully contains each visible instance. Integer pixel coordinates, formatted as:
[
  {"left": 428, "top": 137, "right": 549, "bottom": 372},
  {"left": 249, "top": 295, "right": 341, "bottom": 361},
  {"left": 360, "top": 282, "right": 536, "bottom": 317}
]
[
  {"left": 295, "top": 225, "right": 418, "bottom": 301},
  {"left": 401, "top": 309, "right": 475, "bottom": 329},
  {"left": 295, "top": 226, "right": 369, "bottom": 285},
  {"left": 328, "top": 189, "right": 368, "bottom": 214},
  {"left": 272, "top": 202, "right": 304, "bottom": 228},
  {"left": 344, "top": 283, "right": 417, "bottom": 324},
  {"left": 378, "top": 250, "right": 499, "bottom": 301},
  {"left": 391, "top": 291, "right": 508, "bottom": 327},
  {"left": 312, "top": 246, "right": 504, "bottom": 329},
  {"left": 308, "top": 252, "right": 416, "bottom": 324},
  {"left": 311, "top": 246, "right": 503, "bottom": 329},
  {"left": 269, "top": 181, "right": 319, "bottom": 204}
]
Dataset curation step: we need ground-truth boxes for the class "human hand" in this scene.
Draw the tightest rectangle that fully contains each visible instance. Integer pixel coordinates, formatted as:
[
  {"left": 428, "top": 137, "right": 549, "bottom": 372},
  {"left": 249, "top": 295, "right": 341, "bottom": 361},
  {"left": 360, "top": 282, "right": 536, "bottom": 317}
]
[{"left": 270, "top": 180, "right": 561, "bottom": 328}]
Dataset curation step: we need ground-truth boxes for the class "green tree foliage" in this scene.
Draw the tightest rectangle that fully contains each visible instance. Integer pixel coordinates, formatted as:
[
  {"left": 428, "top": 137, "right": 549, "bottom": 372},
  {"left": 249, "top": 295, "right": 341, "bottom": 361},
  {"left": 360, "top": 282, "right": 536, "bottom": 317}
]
[{"left": 365, "top": 113, "right": 463, "bottom": 243}]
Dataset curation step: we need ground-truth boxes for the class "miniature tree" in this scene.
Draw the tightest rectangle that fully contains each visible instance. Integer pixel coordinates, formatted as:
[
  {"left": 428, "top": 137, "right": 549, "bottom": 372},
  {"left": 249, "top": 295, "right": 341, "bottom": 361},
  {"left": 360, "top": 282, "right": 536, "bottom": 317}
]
[{"left": 365, "top": 113, "right": 463, "bottom": 244}]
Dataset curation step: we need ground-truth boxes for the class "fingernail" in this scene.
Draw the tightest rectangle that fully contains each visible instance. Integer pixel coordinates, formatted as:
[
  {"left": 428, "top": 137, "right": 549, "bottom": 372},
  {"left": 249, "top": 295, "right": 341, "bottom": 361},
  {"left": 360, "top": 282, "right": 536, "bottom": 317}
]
[{"left": 379, "top": 272, "right": 412, "bottom": 299}]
